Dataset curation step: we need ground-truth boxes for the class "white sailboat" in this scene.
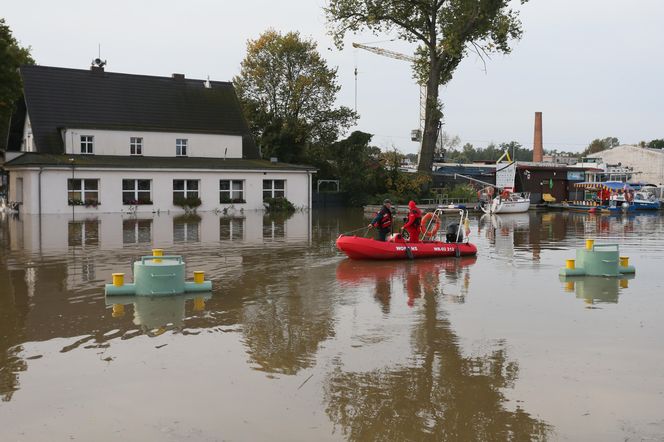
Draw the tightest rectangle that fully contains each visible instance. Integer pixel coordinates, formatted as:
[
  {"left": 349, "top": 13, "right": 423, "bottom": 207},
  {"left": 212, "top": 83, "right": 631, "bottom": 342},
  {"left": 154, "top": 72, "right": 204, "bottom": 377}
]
[{"left": 481, "top": 192, "right": 531, "bottom": 214}]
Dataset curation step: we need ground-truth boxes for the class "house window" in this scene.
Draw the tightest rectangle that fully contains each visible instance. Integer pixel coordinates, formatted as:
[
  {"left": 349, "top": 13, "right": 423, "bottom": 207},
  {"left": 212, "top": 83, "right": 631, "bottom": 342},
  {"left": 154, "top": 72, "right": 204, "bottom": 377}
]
[
  {"left": 122, "top": 179, "right": 152, "bottom": 205},
  {"left": 220, "top": 217, "right": 245, "bottom": 241},
  {"left": 80, "top": 135, "right": 94, "bottom": 154},
  {"left": 173, "top": 179, "right": 199, "bottom": 203},
  {"left": 176, "top": 138, "right": 188, "bottom": 156},
  {"left": 130, "top": 137, "right": 143, "bottom": 155},
  {"left": 220, "top": 180, "right": 245, "bottom": 203},
  {"left": 68, "top": 179, "right": 99, "bottom": 206},
  {"left": 263, "top": 179, "right": 285, "bottom": 200}
]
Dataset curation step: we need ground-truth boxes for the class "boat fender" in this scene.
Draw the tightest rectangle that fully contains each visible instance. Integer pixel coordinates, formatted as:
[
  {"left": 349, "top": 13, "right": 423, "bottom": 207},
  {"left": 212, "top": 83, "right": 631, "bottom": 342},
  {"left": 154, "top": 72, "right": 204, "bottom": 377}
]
[{"left": 455, "top": 246, "right": 461, "bottom": 258}]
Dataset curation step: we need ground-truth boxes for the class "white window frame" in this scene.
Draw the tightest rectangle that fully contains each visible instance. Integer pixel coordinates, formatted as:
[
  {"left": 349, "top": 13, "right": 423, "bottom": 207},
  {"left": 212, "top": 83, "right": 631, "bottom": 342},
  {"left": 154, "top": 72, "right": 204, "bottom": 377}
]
[
  {"left": 263, "top": 179, "right": 286, "bottom": 200},
  {"left": 80, "top": 135, "right": 94, "bottom": 154},
  {"left": 220, "top": 179, "right": 245, "bottom": 203},
  {"left": 130, "top": 137, "right": 143, "bottom": 155},
  {"left": 176, "top": 138, "right": 188, "bottom": 157},
  {"left": 173, "top": 179, "right": 199, "bottom": 202},
  {"left": 122, "top": 179, "right": 152, "bottom": 205},
  {"left": 68, "top": 179, "right": 100, "bottom": 205}
]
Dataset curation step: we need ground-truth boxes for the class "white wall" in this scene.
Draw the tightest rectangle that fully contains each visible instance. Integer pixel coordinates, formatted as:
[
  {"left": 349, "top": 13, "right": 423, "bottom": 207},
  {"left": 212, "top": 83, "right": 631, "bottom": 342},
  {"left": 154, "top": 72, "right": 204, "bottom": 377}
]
[
  {"left": 589, "top": 145, "right": 664, "bottom": 185},
  {"left": 8, "top": 167, "right": 312, "bottom": 214},
  {"left": 61, "top": 128, "right": 243, "bottom": 158}
]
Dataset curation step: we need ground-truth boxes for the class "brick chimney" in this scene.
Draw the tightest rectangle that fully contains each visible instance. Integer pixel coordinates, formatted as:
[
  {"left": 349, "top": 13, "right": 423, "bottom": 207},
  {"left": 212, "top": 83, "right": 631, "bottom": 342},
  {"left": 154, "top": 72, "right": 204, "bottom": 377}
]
[{"left": 533, "top": 111, "right": 543, "bottom": 162}]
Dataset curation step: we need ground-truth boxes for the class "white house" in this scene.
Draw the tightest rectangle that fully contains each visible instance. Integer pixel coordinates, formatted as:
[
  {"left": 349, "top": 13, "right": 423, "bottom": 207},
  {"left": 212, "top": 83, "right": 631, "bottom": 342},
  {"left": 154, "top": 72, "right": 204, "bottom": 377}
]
[
  {"left": 2, "top": 65, "right": 315, "bottom": 215},
  {"left": 588, "top": 144, "right": 664, "bottom": 186}
]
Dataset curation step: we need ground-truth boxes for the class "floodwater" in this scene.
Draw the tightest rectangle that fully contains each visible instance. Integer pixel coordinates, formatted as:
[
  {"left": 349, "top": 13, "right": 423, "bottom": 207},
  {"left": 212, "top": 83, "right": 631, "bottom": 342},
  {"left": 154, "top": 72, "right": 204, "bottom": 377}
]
[{"left": 1, "top": 208, "right": 663, "bottom": 441}]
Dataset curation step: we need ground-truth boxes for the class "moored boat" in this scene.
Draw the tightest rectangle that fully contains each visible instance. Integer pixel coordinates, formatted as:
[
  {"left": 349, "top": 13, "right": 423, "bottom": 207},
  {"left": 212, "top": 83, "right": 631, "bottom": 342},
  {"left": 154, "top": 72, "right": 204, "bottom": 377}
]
[{"left": 480, "top": 192, "right": 530, "bottom": 214}]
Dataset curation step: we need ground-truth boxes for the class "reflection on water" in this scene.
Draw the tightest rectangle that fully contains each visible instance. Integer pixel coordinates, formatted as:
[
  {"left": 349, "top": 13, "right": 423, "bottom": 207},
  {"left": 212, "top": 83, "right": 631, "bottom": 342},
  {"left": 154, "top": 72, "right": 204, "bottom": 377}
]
[
  {"left": 561, "top": 275, "right": 635, "bottom": 305},
  {"left": 106, "top": 293, "right": 212, "bottom": 334},
  {"left": 1, "top": 209, "right": 664, "bottom": 440}
]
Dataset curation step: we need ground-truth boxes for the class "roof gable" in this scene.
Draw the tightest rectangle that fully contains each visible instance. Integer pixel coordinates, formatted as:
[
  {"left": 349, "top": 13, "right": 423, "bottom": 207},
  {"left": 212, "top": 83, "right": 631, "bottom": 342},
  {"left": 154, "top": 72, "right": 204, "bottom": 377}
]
[{"left": 17, "top": 65, "right": 259, "bottom": 158}]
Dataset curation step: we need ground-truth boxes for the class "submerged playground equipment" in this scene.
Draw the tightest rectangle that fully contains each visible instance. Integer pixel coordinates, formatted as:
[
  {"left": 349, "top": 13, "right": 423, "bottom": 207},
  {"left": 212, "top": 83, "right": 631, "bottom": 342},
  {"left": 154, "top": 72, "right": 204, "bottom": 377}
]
[
  {"left": 559, "top": 239, "right": 635, "bottom": 277},
  {"left": 105, "top": 249, "right": 212, "bottom": 296}
]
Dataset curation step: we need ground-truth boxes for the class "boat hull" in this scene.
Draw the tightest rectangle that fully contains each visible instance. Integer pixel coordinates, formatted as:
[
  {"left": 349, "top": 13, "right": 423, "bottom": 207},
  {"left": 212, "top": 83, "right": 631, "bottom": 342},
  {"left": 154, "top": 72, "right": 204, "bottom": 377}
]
[
  {"left": 481, "top": 196, "right": 530, "bottom": 214},
  {"left": 336, "top": 235, "right": 477, "bottom": 260}
]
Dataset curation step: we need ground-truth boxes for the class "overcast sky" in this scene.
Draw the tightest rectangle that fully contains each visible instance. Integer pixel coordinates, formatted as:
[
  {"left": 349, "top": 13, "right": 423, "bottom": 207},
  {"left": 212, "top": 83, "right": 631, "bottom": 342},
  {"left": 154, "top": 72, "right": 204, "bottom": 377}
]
[{"left": 4, "top": 0, "right": 664, "bottom": 154}]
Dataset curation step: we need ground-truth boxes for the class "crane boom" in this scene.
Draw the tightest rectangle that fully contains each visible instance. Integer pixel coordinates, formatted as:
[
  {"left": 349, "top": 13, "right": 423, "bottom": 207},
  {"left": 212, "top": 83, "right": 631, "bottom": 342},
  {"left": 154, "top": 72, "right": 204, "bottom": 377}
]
[
  {"left": 351, "top": 42, "right": 416, "bottom": 63},
  {"left": 352, "top": 42, "right": 427, "bottom": 150}
]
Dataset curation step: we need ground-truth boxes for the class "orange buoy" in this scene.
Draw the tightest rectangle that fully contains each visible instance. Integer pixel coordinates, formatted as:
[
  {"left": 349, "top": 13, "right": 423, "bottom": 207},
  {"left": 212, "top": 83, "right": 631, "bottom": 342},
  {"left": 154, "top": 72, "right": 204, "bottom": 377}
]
[{"left": 420, "top": 212, "right": 441, "bottom": 238}]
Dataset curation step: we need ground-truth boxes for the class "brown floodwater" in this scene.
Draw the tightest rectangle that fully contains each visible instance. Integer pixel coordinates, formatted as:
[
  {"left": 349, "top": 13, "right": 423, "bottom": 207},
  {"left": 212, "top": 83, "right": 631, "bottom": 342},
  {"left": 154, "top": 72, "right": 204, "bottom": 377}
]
[{"left": 1, "top": 208, "right": 663, "bottom": 441}]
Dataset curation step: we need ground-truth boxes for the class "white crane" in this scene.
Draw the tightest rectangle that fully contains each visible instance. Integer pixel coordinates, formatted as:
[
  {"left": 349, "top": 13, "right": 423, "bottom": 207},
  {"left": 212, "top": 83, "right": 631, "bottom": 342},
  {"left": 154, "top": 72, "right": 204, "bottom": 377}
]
[{"left": 352, "top": 42, "right": 426, "bottom": 144}]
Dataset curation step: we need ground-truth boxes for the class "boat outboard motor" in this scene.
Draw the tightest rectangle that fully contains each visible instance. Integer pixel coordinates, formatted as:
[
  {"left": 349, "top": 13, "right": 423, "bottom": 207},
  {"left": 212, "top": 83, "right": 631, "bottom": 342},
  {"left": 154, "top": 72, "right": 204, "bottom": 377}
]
[{"left": 446, "top": 223, "right": 464, "bottom": 243}]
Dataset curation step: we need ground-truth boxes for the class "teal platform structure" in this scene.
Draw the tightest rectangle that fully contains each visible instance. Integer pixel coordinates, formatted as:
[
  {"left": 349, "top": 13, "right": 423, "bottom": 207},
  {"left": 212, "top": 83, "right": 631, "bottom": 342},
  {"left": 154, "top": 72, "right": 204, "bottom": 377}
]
[
  {"left": 105, "top": 250, "right": 212, "bottom": 296},
  {"left": 559, "top": 240, "right": 635, "bottom": 277}
]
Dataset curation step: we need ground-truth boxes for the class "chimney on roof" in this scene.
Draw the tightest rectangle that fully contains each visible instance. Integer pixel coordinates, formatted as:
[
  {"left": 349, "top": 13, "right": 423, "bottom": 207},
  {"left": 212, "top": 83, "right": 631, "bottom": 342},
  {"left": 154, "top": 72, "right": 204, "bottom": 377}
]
[
  {"left": 90, "top": 57, "right": 106, "bottom": 73},
  {"left": 533, "top": 111, "right": 543, "bottom": 163},
  {"left": 172, "top": 73, "right": 185, "bottom": 81}
]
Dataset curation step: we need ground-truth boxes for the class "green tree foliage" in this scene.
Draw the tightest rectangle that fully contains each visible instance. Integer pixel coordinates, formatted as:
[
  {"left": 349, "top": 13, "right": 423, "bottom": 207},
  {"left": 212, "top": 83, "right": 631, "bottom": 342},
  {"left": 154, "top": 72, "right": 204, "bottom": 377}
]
[
  {"left": 326, "top": 0, "right": 527, "bottom": 173},
  {"left": 647, "top": 139, "right": 664, "bottom": 149},
  {"left": 0, "top": 18, "right": 34, "bottom": 149},
  {"left": 234, "top": 29, "right": 357, "bottom": 163},
  {"left": 445, "top": 141, "right": 532, "bottom": 163},
  {"left": 581, "top": 137, "right": 619, "bottom": 156},
  {"left": 327, "top": 131, "right": 386, "bottom": 205}
]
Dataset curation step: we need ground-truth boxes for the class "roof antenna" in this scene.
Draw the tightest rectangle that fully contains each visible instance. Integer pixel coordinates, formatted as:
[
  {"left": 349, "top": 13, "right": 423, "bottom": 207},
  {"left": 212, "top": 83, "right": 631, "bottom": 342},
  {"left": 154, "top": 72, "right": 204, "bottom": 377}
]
[
  {"left": 91, "top": 43, "right": 107, "bottom": 68},
  {"left": 204, "top": 75, "right": 211, "bottom": 89}
]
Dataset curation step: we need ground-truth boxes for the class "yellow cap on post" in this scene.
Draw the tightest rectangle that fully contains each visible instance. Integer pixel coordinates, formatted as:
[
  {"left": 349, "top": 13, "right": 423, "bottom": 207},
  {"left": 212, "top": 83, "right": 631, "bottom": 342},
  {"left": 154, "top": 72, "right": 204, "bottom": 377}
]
[
  {"left": 565, "top": 259, "right": 575, "bottom": 270},
  {"left": 620, "top": 256, "right": 629, "bottom": 267},
  {"left": 112, "top": 273, "right": 125, "bottom": 287},
  {"left": 585, "top": 239, "right": 594, "bottom": 250},
  {"left": 194, "top": 271, "right": 205, "bottom": 284},
  {"left": 152, "top": 248, "right": 163, "bottom": 263}
]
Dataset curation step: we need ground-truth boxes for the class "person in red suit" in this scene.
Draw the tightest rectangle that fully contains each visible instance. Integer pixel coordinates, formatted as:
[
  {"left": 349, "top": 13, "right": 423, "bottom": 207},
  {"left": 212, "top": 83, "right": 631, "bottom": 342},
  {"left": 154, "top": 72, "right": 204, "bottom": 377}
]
[{"left": 402, "top": 200, "right": 422, "bottom": 243}]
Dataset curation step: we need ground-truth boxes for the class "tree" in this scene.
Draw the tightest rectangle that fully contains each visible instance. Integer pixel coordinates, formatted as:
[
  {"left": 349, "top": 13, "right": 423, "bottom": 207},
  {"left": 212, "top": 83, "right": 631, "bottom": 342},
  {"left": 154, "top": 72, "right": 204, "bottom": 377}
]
[
  {"left": 581, "top": 137, "right": 619, "bottom": 156},
  {"left": 0, "top": 18, "right": 34, "bottom": 149},
  {"left": 326, "top": 0, "right": 527, "bottom": 173},
  {"left": 328, "top": 131, "right": 385, "bottom": 205},
  {"left": 647, "top": 139, "right": 664, "bottom": 149},
  {"left": 434, "top": 131, "right": 460, "bottom": 160},
  {"left": 234, "top": 30, "right": 357, "bottom": 163}
]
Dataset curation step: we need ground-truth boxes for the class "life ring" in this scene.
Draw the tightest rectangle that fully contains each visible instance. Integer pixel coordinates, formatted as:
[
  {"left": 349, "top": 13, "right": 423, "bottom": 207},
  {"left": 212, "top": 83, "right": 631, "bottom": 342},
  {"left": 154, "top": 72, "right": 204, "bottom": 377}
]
[{"left": 420, "top": 212, "right": 441, "bottom": 238}]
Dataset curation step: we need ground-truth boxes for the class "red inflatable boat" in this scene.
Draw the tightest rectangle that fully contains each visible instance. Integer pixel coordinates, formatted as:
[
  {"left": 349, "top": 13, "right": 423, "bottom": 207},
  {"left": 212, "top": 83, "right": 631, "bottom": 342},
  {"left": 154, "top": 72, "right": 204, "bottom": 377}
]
[{"left": 336, "top": 235, "right": 477, "bottom": 260}]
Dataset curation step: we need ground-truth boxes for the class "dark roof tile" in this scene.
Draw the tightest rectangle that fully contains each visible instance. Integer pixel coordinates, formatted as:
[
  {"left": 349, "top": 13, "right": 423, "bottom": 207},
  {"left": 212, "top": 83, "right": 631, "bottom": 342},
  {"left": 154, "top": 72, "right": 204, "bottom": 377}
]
[
  {"left": 4, "top": 153, "right": 316, "bottom": 171},
  {"left": 16, "top": 65, "right": 259, "bottom": 158}
]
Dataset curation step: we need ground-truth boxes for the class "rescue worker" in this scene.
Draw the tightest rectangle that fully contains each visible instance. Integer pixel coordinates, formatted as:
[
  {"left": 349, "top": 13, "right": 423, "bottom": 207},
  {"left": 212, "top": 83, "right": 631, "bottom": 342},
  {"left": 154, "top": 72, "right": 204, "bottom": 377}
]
[
  {"left": 368, "top": 199, "right": 393, "bottom": 241},
  {"left": 401, "top": 200, "right": 422, "bottom": 243}
]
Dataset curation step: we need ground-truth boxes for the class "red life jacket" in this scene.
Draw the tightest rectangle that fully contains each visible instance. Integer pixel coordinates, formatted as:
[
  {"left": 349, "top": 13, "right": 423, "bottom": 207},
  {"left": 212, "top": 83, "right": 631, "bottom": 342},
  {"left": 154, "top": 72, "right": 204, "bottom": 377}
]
[{"left": 375, "top": 208, "right": 392, "bottom": 229}]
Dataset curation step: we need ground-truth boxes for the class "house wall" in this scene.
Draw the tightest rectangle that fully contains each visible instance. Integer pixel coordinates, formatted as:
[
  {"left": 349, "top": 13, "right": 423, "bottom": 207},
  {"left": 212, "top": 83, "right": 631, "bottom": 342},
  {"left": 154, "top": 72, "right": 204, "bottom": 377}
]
[
  {"left": 516, "top": 168, "right": 569, "bottom": 203},
  {"left": 61, "top": 128, "right": 243, "bottom": 158},
  {"left": 8, "top": 167, "right": 312, "bottom": 214},
  {"left": 588, "top": 145, "right": 664, "bottom": 185}
]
